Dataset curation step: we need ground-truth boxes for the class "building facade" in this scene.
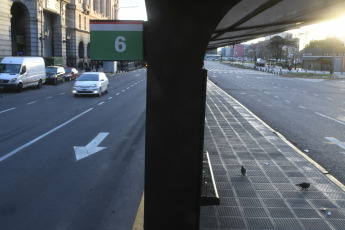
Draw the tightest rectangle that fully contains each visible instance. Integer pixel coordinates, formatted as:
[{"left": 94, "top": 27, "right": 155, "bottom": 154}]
[{"left": 1, "top": 0, "right": 119, "bottom": 66}]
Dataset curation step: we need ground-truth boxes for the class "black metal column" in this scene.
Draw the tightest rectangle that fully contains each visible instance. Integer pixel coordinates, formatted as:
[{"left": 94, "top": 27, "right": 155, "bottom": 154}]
[{"left": 144, "top": 1, "right": 239, "bottom": 229}]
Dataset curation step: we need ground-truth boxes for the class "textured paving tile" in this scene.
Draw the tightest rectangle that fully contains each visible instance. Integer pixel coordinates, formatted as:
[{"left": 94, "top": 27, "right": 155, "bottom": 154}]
[{"left": 200, "top": 81, "right": 345, "bottom": 229}]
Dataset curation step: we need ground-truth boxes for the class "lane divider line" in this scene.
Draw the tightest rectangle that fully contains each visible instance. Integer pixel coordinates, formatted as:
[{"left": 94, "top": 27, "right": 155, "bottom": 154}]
[
  {"left": 316, "top": 112, "right": 345, "bottom": 126},
  {"left": 0, "top": 108, "right": 94, "bottom": 163},
  {"left": 0, "top": 108, "right": 16, "bottom": 114}
]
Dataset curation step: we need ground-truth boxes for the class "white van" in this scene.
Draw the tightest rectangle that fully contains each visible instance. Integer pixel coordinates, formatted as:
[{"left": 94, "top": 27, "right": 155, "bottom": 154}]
[{"left": 0, "top": 57, "right": 46, "bottom": 92}]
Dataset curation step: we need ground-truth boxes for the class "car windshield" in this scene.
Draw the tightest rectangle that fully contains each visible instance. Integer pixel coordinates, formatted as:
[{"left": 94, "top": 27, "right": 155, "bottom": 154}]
[
  {"left": 0, "top": 64, "right": 21, "bottom": 74},
  {"left": 46, "top": 68, "right": 57, "bottom": 74},
  {"left": 78, "top": 74, "right": 99, "bottom": 81}
]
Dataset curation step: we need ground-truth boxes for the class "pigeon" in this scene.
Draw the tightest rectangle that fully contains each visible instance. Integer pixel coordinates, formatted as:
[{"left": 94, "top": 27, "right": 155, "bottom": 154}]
[
  {"left": 241, "top": 166, "right": 246, "bottom": 176},
  {"left": 296, "top": 182, "right": 310, "bottom": 190}
]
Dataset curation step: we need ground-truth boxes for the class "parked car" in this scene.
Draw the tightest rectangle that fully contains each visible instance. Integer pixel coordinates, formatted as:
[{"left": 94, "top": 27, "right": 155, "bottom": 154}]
[
  {"left": 0, "top": 57, "right": 46, "bottom": 92},
  {"left": 72, "top": 72, "right": 109, "bottom": 97},
  {"left": 45, "top": 66, "right": 66, "bottom": 85},
  {"left": 64, "top": 67, "right": 78, "bottom": 81},
  {"left": 255, "top": 58, "right": 266, "bottom": 67}
]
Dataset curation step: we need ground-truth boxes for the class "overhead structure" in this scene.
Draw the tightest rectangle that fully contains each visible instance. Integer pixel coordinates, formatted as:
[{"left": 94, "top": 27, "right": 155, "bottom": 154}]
[
  {"left": 208, "top": 0, "right": 345, "bottom": 48},
  {"left": 144, "top": 1, "right": 345, "bottom": 229}
]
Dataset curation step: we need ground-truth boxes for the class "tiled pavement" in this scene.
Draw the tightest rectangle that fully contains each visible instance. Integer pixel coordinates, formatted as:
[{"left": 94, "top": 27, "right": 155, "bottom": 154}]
[{"left": 200, "top": 80, "right": 345, "bottom": 230}]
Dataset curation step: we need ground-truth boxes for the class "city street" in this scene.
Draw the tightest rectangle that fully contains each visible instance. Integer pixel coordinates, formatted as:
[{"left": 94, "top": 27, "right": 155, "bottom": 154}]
[
  {"left": 205, "top": 61, "right": 345, "bottom": 185},
  {"left": 0, "top": 69, "right": 146, "bottom": 230}
]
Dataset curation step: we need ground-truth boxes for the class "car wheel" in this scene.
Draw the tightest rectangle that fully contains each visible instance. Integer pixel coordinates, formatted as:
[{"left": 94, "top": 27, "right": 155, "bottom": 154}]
[
  {"left": 54, "top": 78, "right": 58, "bottom": 85},
  {"left": 37, "top": 79, "right": 42, "bottom": 89},
  {"left": 74, "top": 94, "right": 79, "bottom": 97},
  {"left": 62, "top": 77, "right": 65, "bottom": 83},
  {"left": 98, "top": 88, "right": 102, "bottom": 97},
  {"left": 16, "top": 82, "right": 23, "bottom": 93},
  {"left": 105, "top": 85, "right": 109, "bottom": 93}
]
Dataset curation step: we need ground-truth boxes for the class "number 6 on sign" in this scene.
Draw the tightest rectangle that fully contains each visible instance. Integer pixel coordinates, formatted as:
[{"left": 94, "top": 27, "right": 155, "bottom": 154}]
[
  {"left": 90, "top": 20, "right": 143, "bottom": 60},
  {"left": 115, "top": 36, "right": 126, "bottom": 52}
]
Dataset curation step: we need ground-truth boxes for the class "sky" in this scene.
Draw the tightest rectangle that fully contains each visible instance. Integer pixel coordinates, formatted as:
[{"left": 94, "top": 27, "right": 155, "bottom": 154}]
[
  {"left": 244, "top": 15, "right": 345, "bottom": 47},
  {"left": 118, "top": 0, "right": 147, "bottom": 21}
]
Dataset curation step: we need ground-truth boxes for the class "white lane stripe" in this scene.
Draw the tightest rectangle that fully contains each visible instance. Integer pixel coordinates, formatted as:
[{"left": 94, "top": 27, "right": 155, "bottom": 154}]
[
  {"left": 60, "top": 93, "right": 66, "bottom": 95},
  {"left": 98, "top": 102, "right": 104, "bottom": 105},
  {"left": 0, "top": 108, "right": 94, "bottom": 162},
  {"left": 274, "top": 96, "right": 280, "bottom": 99},
  {"left": 27, "top": 101, "right": 37, "bottom": 105},
  {"left": 313, "top": 94, "right": 319, "bottom": 96},
  {"left": 316, "top": 112, "right": 345, "bottom": 126},
  {"left": 325, "top": 137, "right": 345, "bottom": 150},
  {"left": 122, "top": 90, "right": 125, "bottom": 92},
  {"left": 298, "top": 105, "right": 306, "bottom": 109},
  {"left": 45, "top": 96, "right": 53, "bottom": 99},
  {"left": 326, "top": 97, "right": 334, "bottom": 100},
  {"left": 0, "top": 108, "right": 15, "bottom": 114},
  {"left": 136, "top": 74, "right": 140, "bottom": 76},
  {"left": 284, "top": 100, "right": 291, "bottom": 103},
  {"left": 116, "top": 93, "right": 120, "bottom": 95},
  {"left": 108, "top": 97, "right": 113, "bottom": 99}
]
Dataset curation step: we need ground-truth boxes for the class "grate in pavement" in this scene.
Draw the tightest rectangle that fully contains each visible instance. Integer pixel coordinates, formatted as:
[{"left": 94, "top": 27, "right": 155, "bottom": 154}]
[
  {"left": 219, "top": 217, "right": 246, "bottom": 229},
  {"left": 218, "top": 206, "right": 242, "bottom": 216},
  {"left": 293, "top": 208, "right": 321, "bottom": 218},
  {"left": 262, "top": 199, "right": 288, "bottom": 208},
  {"left": 300, "top": 219, "right": 332, "bottom": 230},
  {"left": 267, "top": 208, "right": 295, "bottom": 218},
  {"left": 273, "top": 218, "right": 303, "bottom": 230},
  {"left": 243, "top": 207, "right": 268, "bottom": 217},
  {"left": 238, "top": 198, "right": 263, "bottom": 207},
  {"left": 250, "top": 177, "right": 270, "bottom": 183},
  {"left": 286, "top": 199, "right": 312, "bottom": 208},
  {"left": 246, "top": 218, "right": 274, "bottom": 229},
  {"left": 328, "top": 219, "right": 345, "bottom": 230}
]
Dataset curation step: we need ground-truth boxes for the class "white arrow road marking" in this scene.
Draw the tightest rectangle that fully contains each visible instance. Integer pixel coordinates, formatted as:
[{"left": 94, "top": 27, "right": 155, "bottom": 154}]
[
  {"left": 74, "top": 132, "right": 109, "bottom": 161},
  {"left": 325, "top": 137, "right": 345, "bottom": 150}
]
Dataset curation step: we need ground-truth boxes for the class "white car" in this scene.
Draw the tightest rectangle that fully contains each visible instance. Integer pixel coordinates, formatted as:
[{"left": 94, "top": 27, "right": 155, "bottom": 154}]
[{"left": 72, "top": 72, "right": 109, "bottom": 96}]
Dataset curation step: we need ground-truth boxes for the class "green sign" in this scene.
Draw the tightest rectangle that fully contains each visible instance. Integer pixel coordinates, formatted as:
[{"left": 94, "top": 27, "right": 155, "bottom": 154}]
[{"left": 90, "top": 20, "right": 143, "bottom": 61}]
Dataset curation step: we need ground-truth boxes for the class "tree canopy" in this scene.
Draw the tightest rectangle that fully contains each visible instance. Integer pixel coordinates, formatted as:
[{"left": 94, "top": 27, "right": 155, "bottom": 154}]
[{"left": 305, "top": 37, "right": 343, "bottom": 49}]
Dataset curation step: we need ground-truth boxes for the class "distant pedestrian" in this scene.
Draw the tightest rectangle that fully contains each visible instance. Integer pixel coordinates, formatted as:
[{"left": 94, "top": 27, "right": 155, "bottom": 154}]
[{"left": 96, "top": 63, "right": 99, "bottom": 72}]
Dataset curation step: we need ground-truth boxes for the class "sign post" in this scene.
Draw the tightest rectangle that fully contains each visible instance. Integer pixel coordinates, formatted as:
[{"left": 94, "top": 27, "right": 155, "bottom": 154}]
[{"left": 90, "top": 20, "right": 144, "bottom": 61}]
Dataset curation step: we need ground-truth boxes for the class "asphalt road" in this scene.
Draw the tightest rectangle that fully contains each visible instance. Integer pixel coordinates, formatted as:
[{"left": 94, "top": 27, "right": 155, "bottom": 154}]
[
  {"left": 0, "top": 69, "right": 146, "bottom": 230},
  {"left": 205, "top": 61, "right": 345, "bottom": 185}
]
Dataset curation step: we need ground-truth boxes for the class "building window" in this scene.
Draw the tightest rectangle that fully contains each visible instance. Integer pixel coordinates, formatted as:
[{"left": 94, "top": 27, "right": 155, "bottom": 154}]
[
  {"left": 84, "top": 17, "right": 86, "bottom": 30},
  {"left": 79, "top": 15, "right": 81, "bottom": 29}
]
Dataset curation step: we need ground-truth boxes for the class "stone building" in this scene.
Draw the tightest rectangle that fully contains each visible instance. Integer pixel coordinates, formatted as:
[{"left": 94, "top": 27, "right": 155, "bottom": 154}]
[{"left": 1, "top": 0, "right": 119, "bottom": 66}]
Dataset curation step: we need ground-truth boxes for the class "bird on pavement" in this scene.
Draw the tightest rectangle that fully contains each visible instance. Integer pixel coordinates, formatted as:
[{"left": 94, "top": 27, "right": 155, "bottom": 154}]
[
  {"left": 296, "top": 182, "right": 310, "bottom": 190},
  {"left": 241, "top": 166, "right": 246, "bottom": 176}
]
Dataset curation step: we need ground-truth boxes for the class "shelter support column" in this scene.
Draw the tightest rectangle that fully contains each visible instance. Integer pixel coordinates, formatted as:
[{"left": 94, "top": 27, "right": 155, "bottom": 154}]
[{"left": 144, "top": 1, "right": 238, "bottom": 229}]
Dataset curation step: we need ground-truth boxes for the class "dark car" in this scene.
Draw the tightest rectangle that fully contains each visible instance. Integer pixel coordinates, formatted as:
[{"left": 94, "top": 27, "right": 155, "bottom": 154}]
[
  {"left": 45, "top": 66, "right": 66, "bottom": 85},
  {"left": 64, "top": 67, "right": 79, "bottom": 81}
]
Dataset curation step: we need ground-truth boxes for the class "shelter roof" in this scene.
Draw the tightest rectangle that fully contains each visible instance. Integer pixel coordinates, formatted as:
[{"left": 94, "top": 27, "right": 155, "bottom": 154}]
[{"left": 208, "top": 0, "right": 345, "bottom": 48}]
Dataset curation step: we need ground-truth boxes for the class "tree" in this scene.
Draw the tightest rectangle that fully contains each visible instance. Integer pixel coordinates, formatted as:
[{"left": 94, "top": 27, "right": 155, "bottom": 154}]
[
  {"left": 305, "top": 37, "right": 343, "bottom": 49},
  {"left": 268, "top": 36, "right": 285, "bottom": 62}
]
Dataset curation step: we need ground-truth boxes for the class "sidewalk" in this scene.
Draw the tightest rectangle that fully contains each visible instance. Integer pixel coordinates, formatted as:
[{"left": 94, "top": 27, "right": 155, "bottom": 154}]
[{"left": 200, "top": 80, "right": 345, "bottom": 229}]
